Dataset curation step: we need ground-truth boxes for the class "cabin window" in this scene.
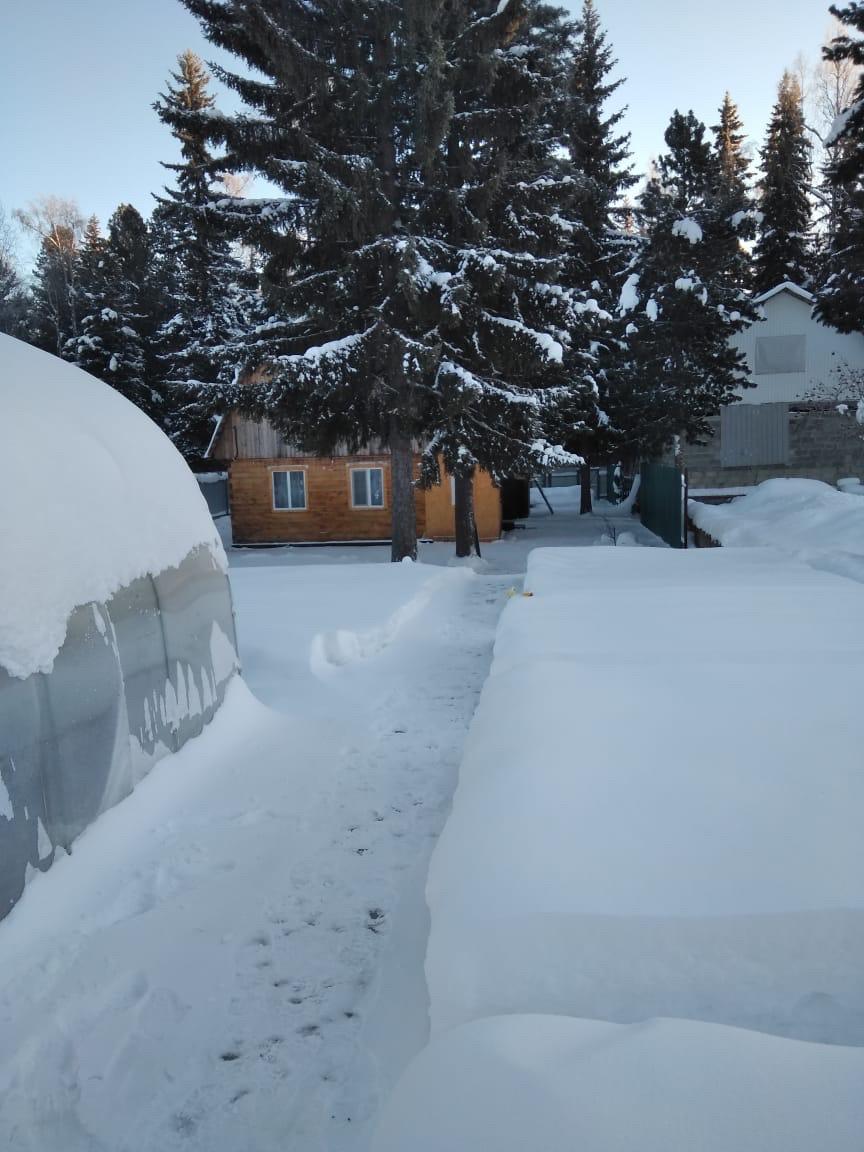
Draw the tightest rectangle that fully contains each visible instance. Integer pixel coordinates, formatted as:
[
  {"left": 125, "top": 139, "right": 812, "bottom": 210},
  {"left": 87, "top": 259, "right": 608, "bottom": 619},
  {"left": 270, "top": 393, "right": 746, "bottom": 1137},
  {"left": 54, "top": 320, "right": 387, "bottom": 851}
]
[
  {"left": 754, "top": 335, "right": 805, "bottom": 374},
  {"left": 351, "top": 467, "right": 385, "bottom": 508},
  {"left": 272, "top": 469, "right": 307, "bottom": 510}
]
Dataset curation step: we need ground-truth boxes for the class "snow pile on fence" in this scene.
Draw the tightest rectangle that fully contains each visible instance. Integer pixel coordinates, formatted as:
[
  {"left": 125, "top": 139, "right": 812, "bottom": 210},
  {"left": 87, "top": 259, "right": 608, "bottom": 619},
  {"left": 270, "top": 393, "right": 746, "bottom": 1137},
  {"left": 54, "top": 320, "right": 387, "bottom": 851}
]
[
  {"left": 0, "top": 334, "right": 225, "bottom": 678},
  {"left": 376, "top": 546, "right": 864, "bottom": 1150},
  {"left": 689, "top": 478, "right": 864, "bottom": 578}
]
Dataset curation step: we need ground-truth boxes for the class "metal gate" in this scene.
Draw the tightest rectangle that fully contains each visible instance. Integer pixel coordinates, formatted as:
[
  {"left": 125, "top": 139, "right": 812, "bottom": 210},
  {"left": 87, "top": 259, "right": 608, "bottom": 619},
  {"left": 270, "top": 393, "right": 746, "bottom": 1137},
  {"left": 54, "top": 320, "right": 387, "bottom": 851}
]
[{"left": 639, "top": 462, "right": 687, "bottom": 549}]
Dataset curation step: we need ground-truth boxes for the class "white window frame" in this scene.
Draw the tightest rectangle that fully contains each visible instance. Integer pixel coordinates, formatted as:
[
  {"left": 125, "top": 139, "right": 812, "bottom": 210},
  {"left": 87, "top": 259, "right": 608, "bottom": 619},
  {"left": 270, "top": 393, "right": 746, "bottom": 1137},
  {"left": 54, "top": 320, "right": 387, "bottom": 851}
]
[
  {"left": 271, "top": 468, "right": 307, "bottom": 511},
  {"left": 349, "top": 466, "right": 385, "bottom": 509}
]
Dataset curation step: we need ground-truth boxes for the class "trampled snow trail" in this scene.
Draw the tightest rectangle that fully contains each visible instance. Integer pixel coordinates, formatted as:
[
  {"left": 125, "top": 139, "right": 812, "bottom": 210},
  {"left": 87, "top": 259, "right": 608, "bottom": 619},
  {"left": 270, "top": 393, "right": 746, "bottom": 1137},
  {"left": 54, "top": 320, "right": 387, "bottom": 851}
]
[
  {"left": 0, "top": 568, "right": 511, "bottom": 1152},
  {"left": 224, "top": 570, "right": 514, "bottom": 1151}
]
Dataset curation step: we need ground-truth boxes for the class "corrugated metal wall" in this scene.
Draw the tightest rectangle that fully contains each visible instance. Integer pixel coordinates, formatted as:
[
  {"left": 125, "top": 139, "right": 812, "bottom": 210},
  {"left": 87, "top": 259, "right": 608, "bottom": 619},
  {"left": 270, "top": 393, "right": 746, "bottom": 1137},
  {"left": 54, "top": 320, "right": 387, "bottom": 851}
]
[{"left": 720, "top": 403, "right": 789, "bottom": 468}]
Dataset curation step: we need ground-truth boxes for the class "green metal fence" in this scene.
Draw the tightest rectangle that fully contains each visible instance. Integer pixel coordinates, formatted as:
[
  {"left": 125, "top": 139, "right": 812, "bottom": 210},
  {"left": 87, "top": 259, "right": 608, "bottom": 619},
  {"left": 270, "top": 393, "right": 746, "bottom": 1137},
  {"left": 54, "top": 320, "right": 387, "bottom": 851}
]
[{"left": 640, "top": 462, "right": 687, "bottom": 549}]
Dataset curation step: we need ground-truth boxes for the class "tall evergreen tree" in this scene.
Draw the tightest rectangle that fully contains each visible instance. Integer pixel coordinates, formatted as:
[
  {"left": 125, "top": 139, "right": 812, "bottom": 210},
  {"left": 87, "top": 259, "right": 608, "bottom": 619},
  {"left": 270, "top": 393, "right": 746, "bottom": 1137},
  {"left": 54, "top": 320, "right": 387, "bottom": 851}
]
[
  {"left": 564, "top": 0, "right": 636, "bottom": 512},
  {"left": 565, "top": 0, "right": 636, "bottom": 281},
  {"left": 0, "top": 252, "right": 25, "bottom": 338},
  {"left": 753, "top": 72, "right": 813, "bottom": 293},
  {"left": 153, "top": 50, "right": 261, "bottom": 464},
  {"left": 419, "top": 1, "right": 605, "bottom": 549},
  {"left": 180, "top": 0, "right": 601, "bottom": 559},
  {"left": 616, "top": 110, "right": 755, "bottom": 457},
  {"left": 711, "top": 91, "right": 755, "bottom": 290},
  {"left": 70, "top": 205, "right": 161, "bottom": 420},
  {"left": 815, "top": 3, "right": 864, "bottom": 333}
]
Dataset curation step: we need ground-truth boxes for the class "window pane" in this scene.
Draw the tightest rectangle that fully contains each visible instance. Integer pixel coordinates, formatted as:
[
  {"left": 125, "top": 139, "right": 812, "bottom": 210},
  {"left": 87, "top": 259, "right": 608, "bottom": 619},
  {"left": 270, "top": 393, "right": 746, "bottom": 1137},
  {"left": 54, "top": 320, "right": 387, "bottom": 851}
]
[
  {"left": 754, "top": 335, "right": 805, "bottom": 374},
  {"left": 352, "top": 469, "right": 368, "bottom": 506},
  {"left": 290, "top": 470, "right": 306, "bottom": 509},
  {"left": 369, "top": 468, "right": 384, "bottom": 507},
  {"left": 273, "top": 471, "right": 289, "bottom": 509}
]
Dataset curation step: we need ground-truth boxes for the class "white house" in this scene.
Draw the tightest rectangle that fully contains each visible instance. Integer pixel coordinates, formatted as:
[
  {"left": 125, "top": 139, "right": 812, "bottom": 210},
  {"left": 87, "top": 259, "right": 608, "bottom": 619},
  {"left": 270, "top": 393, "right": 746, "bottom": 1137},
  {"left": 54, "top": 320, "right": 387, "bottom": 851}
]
[
  {"left": 680, "top": 281, "right": 864, "bottom": 489},
  {"left": 730, "top": 281, "right": 864, "bottom": 404}
]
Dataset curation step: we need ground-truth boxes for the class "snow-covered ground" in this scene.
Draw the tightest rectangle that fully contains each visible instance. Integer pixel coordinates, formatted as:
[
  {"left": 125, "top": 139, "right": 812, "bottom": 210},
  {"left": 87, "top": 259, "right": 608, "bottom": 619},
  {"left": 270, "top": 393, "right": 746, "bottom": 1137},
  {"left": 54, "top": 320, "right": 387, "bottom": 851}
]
[
  {"left": 2, "top": 492, "right": 654, "bottom": 1151},
  {"left": 14, "top": 481, "right": 862, "bottom": 1152},
  {"left": 376, "top": 545, "right": 864, "bottom": 1150},
  {"left": 0, "top": 564, "right": 503, "bottom": 1151},
  {"left": 689, "top": 478, "right": 864, "bottom": 584},
  {"left": 375, "top": 1015, "right": 864, "bottom": 1152}
]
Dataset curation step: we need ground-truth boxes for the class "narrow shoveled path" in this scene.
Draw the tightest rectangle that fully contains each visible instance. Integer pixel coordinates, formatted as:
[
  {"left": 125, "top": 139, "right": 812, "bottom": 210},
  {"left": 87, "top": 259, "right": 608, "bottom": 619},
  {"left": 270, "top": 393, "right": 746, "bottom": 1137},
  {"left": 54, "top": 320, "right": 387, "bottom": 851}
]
[{"left": 0, "top": 567, "right": 511, "bottom": 1152}]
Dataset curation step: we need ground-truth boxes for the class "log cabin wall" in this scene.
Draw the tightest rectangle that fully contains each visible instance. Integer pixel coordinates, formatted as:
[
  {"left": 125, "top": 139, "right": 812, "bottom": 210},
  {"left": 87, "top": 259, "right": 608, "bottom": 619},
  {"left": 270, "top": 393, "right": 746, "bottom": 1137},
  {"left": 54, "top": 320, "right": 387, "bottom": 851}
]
[
  {"left": 229, "top": 456, "right": 427, "bottom": 544},
  {"left": 423, "top": 469, "right": 502, "bottom": 542},
  {"left": 219, "top": 415, "right": 502, "bottom": 545}
]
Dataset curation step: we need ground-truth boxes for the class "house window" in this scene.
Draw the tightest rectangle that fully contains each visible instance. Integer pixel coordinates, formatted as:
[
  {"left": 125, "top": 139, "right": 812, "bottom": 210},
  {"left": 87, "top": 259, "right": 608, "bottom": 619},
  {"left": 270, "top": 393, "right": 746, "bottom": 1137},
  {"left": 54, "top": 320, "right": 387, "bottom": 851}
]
[
  {"left": 754, "top": 335, "right": 805, "bottom": 374},
  {"left": 351, "top": 467, "right": 385, "bottom": 508},
  {"left": 272, "top": 469, "right": 307, "bottom": 510}
]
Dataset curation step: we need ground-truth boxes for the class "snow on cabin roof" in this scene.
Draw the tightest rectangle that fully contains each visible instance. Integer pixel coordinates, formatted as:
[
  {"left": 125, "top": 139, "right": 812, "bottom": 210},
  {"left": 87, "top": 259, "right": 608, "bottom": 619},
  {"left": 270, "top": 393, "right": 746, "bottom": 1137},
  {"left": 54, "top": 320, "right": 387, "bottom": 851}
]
[
  {"left": 0, "top": 335, "right": 226, "bottom": 679},
  {"left": 751, "top": 281, "right": 815, "bottom": 307}
]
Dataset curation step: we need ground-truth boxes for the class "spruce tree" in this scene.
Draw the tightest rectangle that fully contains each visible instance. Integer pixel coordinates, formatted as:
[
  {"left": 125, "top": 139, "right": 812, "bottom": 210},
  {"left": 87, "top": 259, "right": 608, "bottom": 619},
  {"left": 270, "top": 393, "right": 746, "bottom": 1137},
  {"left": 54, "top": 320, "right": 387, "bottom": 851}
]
[
  {"left": 815, "top": 3, "right": 864, "bottom": 333},
  {"left": 70, "top": 205, "right": 160, "bottom": 420},
  {"left": 711, "top": 91, "right": 755, "bottom": 291},
  {"left": 616, "top": 110, "right": 755, "bottom": 456},
  {"left": 753, "top": 72, "right": 813, "bottom": 293},
  {"left": 181, "top": 0, "right": 601, "bottom": 559},
  {"left": 565, "top": 0, "right": 636, "bottom": 512},
  {"left": 419, "top": 1, "right": 605, "bottom": 549},
  {"left": 153, "top": 50, "right": 261, "bottom": 464}
]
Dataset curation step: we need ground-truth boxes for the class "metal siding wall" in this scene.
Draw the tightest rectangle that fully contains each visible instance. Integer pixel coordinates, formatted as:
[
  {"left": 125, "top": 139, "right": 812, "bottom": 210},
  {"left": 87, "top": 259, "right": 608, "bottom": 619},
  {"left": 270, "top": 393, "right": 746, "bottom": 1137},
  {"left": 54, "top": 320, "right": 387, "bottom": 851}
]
[
  {"left": 731, "top": 291, "right": 864, "bottom": 404},
  {"left": 721, "top": 403, "right": 789, "bottom": 467}
]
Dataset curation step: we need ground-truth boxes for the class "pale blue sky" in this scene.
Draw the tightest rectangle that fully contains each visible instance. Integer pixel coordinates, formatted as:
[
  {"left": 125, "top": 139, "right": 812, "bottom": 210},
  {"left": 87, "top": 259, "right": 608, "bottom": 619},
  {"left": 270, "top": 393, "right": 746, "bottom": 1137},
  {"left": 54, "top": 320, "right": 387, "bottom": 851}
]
[{"left": 1, "top": 0, "right": 835, "bottom": 266}]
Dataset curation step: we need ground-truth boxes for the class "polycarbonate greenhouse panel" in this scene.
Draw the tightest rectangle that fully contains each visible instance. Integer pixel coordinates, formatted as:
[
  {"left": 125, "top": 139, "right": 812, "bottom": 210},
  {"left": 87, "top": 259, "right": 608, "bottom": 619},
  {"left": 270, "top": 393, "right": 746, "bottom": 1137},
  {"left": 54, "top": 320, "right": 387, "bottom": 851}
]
[{"left": 0, "top": 546, "right": 239, "bottom": 921}]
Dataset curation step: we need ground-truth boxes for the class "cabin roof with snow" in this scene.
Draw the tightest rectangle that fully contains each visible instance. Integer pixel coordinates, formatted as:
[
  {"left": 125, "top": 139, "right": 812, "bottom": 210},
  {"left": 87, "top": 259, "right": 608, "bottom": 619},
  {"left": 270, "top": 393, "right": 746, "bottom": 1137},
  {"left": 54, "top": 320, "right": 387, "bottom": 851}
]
[{"left": 751, "top": 281, "right": 815, "bottom": 307}]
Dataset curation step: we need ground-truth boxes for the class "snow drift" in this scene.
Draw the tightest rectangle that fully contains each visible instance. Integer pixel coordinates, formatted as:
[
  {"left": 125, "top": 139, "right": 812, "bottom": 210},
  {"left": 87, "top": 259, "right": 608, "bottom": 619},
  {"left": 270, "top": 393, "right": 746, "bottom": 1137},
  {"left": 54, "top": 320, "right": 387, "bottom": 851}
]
[
  {"left": 425, "top": 547, "right": 864, "bottom": 1042},
  {"left": 374, "top": 1014, "right": 864, "bottom": 1152},
  {"left": 385, "top": 546, "right": 864, "bottom": 1150},
  {"left": 688, "top": 478, "right": 864, "bottom": 583}
]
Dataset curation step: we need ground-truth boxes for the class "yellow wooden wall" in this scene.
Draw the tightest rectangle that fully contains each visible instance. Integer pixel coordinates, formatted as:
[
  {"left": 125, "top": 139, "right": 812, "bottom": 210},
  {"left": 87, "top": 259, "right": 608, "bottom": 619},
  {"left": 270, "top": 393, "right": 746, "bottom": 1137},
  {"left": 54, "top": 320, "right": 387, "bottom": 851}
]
[{"left": 228, "top": 456, "right": 501, "bottom": 544}]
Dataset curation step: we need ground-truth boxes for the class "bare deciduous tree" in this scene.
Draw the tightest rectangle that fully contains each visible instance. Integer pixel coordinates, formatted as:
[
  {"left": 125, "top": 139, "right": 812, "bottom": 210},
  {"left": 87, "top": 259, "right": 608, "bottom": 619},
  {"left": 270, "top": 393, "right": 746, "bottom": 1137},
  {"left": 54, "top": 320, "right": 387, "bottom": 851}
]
[{"left": 15, "top": 197, "right": 85, "bottom": 354}]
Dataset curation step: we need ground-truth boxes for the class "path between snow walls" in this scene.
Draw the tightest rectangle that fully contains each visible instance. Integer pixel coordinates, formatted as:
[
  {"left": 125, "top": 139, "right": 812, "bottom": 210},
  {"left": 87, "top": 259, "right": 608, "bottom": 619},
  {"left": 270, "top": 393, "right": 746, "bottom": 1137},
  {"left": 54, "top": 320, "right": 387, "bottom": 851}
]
[
  {"left": 0, "top": 561, "right": 513, "bottom": 1152},
  {"left": 374, "top": 546, "right": 864, "bottom": 1152}
]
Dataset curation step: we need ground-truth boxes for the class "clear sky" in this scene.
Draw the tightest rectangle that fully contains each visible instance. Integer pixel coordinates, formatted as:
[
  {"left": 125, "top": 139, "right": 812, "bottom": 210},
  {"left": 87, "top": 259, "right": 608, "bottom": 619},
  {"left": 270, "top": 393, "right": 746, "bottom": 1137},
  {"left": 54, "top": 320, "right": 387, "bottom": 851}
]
[{"left": 1, "top": 0, "right": 837, "bottom": 266}]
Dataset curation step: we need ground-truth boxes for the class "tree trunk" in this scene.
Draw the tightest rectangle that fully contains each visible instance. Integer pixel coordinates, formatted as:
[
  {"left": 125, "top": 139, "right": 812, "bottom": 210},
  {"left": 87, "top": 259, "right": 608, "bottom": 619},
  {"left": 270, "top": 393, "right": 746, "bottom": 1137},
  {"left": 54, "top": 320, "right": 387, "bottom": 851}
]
[
  {"left": 454, "top": 470, "right": 477, "bottom": 558},
  {"left": 390, "top": 427, "right": 418, "bottom": 562},
  {"left": 580, "top": 458, "right": 593, "bottom": 515}
]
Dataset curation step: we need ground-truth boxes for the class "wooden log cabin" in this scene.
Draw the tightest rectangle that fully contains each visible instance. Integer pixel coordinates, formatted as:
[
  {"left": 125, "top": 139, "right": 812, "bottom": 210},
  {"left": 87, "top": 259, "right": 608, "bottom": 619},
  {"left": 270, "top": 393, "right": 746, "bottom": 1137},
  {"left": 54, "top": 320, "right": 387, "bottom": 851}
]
[{"left": 206, "top": 414, "right": 502, "bottom": 545}]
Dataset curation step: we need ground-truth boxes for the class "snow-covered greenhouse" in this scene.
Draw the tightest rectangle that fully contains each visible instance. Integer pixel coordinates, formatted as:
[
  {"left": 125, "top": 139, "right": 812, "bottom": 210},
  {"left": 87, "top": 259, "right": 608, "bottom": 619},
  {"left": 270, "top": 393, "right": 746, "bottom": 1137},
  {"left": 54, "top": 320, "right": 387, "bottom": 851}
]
[{"left": 0, "top": 335, "right": 239, "bottom": 920}]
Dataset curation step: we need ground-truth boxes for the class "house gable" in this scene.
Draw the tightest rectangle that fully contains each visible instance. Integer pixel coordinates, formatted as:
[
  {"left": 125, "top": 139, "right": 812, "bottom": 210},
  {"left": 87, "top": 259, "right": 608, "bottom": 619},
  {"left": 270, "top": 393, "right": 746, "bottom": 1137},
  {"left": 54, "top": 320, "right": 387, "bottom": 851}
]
[{"left": 730, "top": 283, "right": 864, "bottom": 405}]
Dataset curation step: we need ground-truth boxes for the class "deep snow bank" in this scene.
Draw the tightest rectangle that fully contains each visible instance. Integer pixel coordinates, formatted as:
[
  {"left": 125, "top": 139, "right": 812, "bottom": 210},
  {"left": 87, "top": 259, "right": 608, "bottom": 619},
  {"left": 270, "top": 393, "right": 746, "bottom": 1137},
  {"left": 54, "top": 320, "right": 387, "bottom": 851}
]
[
  {"left": 374, "top": 1015, "right": 864, "bottom": 1152},
  {"left": 0, "top": 335, "right": 225, "bottom": 678},
  {"left": 689, "top": 478, "right": 864, "bottom": 580},
  {"left": 425, "top": 547, "right": 864, "bottom": 1043}
]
